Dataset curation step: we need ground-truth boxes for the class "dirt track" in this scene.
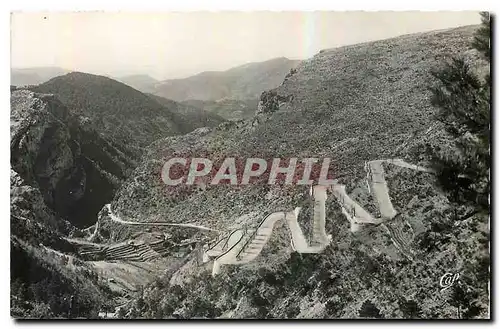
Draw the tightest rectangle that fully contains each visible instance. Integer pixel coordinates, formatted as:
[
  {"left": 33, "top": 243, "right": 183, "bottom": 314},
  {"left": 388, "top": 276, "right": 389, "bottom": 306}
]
[{"left": 105, "top": 204, "right": 219, "bottom": 232}]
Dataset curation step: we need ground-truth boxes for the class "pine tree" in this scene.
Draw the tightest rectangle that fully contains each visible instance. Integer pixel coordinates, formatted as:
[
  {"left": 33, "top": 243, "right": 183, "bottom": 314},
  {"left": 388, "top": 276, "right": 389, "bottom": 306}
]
[
  {"left": 428, "top": 12, "right": 491, "bottom": 213},
  {"left": 358, "top": 299, "right": 384, "bottom": 318},
  {"left": 472, "top": 12, "right": 491, "bottom": 61}
]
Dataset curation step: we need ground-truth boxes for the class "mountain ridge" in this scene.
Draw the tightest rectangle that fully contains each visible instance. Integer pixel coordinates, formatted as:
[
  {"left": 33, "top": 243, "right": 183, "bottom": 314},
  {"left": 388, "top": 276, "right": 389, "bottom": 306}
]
[
  {"left": 30, "top": 72, "right": 224, "bottom": 154},
  {"left": 153, "top": 57, "right": 300, "bottom": 102},
  {"left": 11, "top": 66, "right": 70, "bottom": 86}
]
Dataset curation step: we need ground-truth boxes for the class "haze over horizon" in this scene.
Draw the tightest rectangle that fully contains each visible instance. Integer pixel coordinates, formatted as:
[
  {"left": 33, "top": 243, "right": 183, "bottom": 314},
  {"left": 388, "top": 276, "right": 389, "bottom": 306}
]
[{"left": 11, "top": 11, "right": 480, "bottom": 80}]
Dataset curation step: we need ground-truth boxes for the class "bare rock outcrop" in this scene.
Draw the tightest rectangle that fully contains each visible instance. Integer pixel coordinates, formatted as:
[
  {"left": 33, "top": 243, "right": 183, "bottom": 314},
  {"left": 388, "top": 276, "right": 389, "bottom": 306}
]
[{"left": 11, "top": 90, "right": 134, "bottom": 228}]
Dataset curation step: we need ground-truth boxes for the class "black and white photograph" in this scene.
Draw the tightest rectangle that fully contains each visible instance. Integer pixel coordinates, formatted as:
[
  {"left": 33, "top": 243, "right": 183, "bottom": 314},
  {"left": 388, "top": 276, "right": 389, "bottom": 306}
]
[{"left": 8, "top": 8, "right": 491, "bottom": 320}]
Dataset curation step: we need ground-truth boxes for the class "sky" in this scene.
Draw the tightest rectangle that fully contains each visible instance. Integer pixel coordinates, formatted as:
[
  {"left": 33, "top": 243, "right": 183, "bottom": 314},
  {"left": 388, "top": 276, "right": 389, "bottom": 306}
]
[{"left": 11, "top": 11, "right": 481, "bottom": 80}]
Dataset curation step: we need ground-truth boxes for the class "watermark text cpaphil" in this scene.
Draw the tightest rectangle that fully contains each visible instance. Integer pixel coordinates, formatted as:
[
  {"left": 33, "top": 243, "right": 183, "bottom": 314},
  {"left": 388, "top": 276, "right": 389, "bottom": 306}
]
[{"left": 161, "top": 157, "right": 337, "bottom": 186}]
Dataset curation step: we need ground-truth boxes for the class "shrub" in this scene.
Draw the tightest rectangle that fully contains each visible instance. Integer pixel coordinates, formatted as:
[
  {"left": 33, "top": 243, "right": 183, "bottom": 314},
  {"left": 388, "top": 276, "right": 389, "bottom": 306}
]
[{"left": 358, "top": 299, "right": 384, "bottom": 319}]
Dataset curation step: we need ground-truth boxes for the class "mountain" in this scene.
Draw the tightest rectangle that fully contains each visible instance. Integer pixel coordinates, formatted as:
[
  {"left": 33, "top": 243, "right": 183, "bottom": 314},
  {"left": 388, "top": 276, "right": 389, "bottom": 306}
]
[
  {"left": 11, "top": 67, "right": 70, "bottom": 86},
  {"left": 104, "top": 26, "right": 489, "bottom": 318},
  {"left": 116, "top": 74, "right": 159, "bottom": 93},
  {"left": 153, "top": 57, "right": 300, "bottom": 102},
  {"left": 10, "top": 76, "right": 226, "bottom": 318},
  {"left": 30, "top": 72, "right": 223, "bottom": 155},
  {"left": 151, "top": 57, "right": 300, "bottom": 121},
  {"left": 148, "top": 94, "right": 225, "bottom": 133}
]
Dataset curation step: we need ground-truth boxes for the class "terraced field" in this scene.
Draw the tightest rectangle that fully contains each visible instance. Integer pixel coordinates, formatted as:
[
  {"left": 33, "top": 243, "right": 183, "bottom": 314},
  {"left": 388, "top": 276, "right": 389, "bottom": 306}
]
[{"left": 72, "top": 236, "right": 197, "bottom": 262}]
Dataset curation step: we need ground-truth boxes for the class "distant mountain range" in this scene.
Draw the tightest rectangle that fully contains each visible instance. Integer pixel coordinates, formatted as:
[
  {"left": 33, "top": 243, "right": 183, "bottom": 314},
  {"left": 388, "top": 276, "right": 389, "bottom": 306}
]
[
  {"left": 152, "top": 57, "right": 300, "bottom": 102},
  {"left": 11, "top": 67, "right": 71, "bottom": 86},
  {"left": 117, "top": 58, "right": 301, "bottom": 121},
  {"left": 11, "top": 58, "right": 300, "bottom": 121},
  {"left": 115, "top": 74, "right": 159, "bottom": 93}
]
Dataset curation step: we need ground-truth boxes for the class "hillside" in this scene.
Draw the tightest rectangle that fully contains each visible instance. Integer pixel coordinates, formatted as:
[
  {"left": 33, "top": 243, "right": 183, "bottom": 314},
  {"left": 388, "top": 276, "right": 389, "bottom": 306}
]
[
  {"left": 11, "top": 67, "right": 70, "bottom": 86},
  {"left": 148, "top": 94, "right": 225, "bottom": 133},
  {"left": 11, "top": 74, "right": 226, "bottom": 318},
  {"left": 30, "top": 72, "right": 180, "bottom": 153},
  {"left": 153, "top": 57, "right": 300, "bottom": 102},
  {"left": 10, "top": 90, "right": 139, "bottom": 318},
  {"left": 30, "top": 72, "right": 223, "bottom": 155},
  {"left": 181, "top": 98, "right": 260, "bottom": 121},
  {"left": 103, "top": 26, "right": 489, "bottom": 319}
]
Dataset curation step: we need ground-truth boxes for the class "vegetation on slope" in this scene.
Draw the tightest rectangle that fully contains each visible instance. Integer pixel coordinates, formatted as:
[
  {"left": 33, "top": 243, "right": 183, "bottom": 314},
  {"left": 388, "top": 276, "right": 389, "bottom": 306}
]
[
  {"left": 110, "top": 25, "right": 489, "bottom": 318},
  {"left": 117, "top": 164, "right": 489, "bottom": 319},
  {"left": 181, "top": 98, "right": 260, "bottom": 121},
  {"left": 11, "top": 238, "right": 115, "bottom": 319},
  {"left": 148, "top": 94, "right": 225, "bottom": 133},
  {"left": 30, "top": 72, "right": 181, "bottom": 154},
  {"left": 428, "top": 12, "right": 490, "bottom": 214}
]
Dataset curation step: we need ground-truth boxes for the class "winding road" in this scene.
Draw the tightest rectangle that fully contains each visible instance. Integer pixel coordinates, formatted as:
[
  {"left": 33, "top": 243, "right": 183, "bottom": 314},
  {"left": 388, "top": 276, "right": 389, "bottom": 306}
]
[
  {"left": 105, "top": 204, "right": 220, "bottom": 232},
  {"left": 98, "top": 158, "right": 433, "bottom": 275},
  {"left": 333, "top": 158, "right": 433, "bottom": 232},
  {"left": 204, "top": 185, "right": 333, "bottom": 276}
]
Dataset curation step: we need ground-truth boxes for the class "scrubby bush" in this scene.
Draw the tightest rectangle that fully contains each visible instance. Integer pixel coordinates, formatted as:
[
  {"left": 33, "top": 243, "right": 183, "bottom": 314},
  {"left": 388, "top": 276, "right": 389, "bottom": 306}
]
[{"left": 358, "top": 300, "right": 383, "bottom": 319}]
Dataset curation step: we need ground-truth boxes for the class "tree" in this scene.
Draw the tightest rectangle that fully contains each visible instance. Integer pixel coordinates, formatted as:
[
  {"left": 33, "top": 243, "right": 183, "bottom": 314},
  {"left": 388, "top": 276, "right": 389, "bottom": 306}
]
[
  {"left": 358, "top": 300, "right": 384, "bottom": 319},
  {"left": 428, "top": 13, "right": 491, "bottom": 213},
  {"left": 471, "top": 12, "right": 491, "bottom": 61},
  {"left": 116, "top": 307, "right": 127, "bottom": 319},
  {"left": 399, "top": 299, "right": 423, "bottom": 319}
]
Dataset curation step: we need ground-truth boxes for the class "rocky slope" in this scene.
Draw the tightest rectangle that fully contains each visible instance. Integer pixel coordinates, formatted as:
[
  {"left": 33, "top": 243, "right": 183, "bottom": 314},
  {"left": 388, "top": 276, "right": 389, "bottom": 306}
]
[
  {"left": 107, "top": 25, "right": 489, "bottom": 318},
  {"left": 11, "top": 89, "right": 135, "bottom": 229},
  {"left": 10, "top": 90, "right": 135, "bottom": 318}
]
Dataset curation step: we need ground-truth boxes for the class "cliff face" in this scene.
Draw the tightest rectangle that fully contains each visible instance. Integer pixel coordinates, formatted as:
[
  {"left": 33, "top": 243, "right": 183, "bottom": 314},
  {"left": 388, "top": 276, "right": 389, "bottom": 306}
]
[
  {"left": 11, "top": 89, "right": 134, "bottom": 229},
  {"left": 10, "top": 90, "right": 131, "bottom": 318}
]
